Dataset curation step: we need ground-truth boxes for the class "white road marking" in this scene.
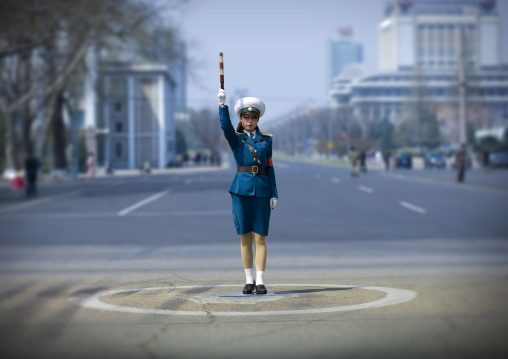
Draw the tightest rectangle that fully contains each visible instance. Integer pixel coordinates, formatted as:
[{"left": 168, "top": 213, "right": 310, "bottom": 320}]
[
  {"left": 0, "top": 209, "right": 230, "bottom": 219},
  {"left": 0, "top": 190, "right": 81, "bottom": 214},
  {"left": 117, "top": 190, "right": 170, "bottom": 216},
  {"left": 332, "top": 177, "right": 341, "bottom": 183},
  {"left": 133, "top": 210, "right": 230, "bottom": 217},
  {"left": 358, "top": 185, "right": 374, "bottom": 193},
  {"left": 400, "top": 201, "right": 426, "bottom": 214},
  {"left": 68, "top": 284, "right": 418, "bottom": 316}
]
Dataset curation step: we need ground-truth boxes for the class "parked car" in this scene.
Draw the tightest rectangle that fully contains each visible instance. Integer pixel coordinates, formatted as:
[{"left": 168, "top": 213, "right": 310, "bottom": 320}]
[
  {"left": 489, "top": 152, "right": 508, "bottom": 168},
  {"left": 424, "top": 152, "right": 446, "bottom": 169},
  {"left": 396, "top": 152, "right": 412, "bottom": 169}
]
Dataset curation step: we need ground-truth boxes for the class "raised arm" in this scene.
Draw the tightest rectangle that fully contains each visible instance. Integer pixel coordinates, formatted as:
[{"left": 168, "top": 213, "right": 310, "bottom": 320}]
[{"left": 218, "top": 89, "right": 237, "bottom": 150}]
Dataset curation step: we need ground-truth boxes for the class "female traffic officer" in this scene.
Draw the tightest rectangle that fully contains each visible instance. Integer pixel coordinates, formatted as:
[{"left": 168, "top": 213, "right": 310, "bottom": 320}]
[{"left": 218, "top": 89, "right": 278, "bottom": 295}]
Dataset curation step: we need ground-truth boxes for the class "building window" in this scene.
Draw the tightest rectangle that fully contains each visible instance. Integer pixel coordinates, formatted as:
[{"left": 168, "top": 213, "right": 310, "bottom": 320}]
[
  {"left": 115, "top": 142, "right": 122, "bottom": 158},
  {"left": 115, "top": 122, "right": 123, "bottom": 133},
  {"left": 110, "top": 78, "right": 126, "bottom": 95},
  {"left": 114, "top": 101, "right": 123, "bottom": 112}
]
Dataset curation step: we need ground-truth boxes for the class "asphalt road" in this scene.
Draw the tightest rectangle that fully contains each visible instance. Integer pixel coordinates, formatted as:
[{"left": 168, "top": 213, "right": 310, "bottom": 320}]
[{"left": 1, "top": 157, "right": 508, "bottom": 358}]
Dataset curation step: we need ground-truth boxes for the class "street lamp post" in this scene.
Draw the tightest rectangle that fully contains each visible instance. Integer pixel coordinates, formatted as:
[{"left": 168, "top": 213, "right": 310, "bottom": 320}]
[{"left": 458, "top": 26, "right": 467, "bottom": 145}]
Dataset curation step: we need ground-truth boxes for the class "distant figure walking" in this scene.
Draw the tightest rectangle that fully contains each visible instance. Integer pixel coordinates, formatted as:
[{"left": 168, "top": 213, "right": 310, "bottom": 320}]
[
  {"left": 359, "top": 150, "right": 367, "bottom": 173},
  {"left": 382, "top": 150, "right": 391, "bottom": 171},
  {"left": 24, "top": 151, "right": 41, "bottom": 198},
  {"left": 86, "top": 152, "right": 96, "bottom": 184},
  {"left": 455, "top": 144, "right": 467, "bottom": 183},
  {"left": 105, "top": 159, "right": 114, "bottom": 175},
  {"left": 143, "top": 161, "right": 151, "bottom": 174},
  {"left": 482, "top": 148, "right": 490, "bottom": 173},
  {"left": 11, "top": 169, "right": 25, "bottom": 198},
  {"left": 348, "top": 146, "right": 359, "bottom": 177}
]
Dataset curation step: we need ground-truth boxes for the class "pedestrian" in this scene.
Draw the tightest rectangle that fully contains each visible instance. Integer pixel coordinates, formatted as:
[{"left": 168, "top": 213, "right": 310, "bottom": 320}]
[
  {"left": 24, "top": 151, "right": 40, "bottom": 198},
  {"left": 482, "top": 147, "right": 490, "bottom": 173},
  {"left": 11, "top": 169, "right": 25, "bottom": 198},
  {"left": 392, "top": 153, "right": 398, "bottom": 170},
  {"left": 359, "top": 150, "right": 367, "bottom": 173},
  {"left": 382, "top": 150, "right": 391, "bottom": 171},
  {"left": 348, "top": 146, "right": 359, "bottom": 177},
  {"left": 218, "top": 89, "right": 278, "bottom": 295},
  {"left": 456, "top": 144, "right": 467, "bottom": 183},
  {"left": 144, "top": 161, "right": 151, "bottom": 174},
  {"left": 105, "top": 159, "right": 114, "bottom": 175},
  {"left": 86, "top": 152, "right": 96, "bottom": 184}
]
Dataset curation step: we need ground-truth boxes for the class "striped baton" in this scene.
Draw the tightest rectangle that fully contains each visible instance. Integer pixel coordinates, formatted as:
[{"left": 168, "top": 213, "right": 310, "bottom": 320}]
[{"left": 219, "top": 52, "right": 224, "bottom": 90}]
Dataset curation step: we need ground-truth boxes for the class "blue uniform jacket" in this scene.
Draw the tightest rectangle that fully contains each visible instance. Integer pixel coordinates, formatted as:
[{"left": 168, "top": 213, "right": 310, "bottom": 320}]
[{"left": 219, "top": 105, "right": 278, "bottom": 198}]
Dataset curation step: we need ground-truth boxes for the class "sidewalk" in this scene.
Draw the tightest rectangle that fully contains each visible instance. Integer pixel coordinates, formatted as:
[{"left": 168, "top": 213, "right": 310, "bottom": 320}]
[{"left": 0, "top": 154, "right": 230, "bottom": 188}]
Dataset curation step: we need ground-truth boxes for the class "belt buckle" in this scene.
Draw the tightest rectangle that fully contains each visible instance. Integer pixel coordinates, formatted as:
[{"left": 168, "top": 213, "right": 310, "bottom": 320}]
[{"left": 251, "top": 166, "right": 258, "bottom": 175}]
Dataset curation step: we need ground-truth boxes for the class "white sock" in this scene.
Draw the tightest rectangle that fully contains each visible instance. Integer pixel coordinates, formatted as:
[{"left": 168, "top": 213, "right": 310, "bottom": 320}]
[
  {"left": 256, "top": 270, "right": 265, "bottom": 285},
  {"left": 245, "top": 268, "right": 254, "bottom": 284}
]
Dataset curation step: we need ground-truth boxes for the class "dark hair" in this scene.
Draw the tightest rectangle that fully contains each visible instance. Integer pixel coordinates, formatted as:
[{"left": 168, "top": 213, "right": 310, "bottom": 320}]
[{"left": 236, "top": 121, "right": 260, "bottom": 133}]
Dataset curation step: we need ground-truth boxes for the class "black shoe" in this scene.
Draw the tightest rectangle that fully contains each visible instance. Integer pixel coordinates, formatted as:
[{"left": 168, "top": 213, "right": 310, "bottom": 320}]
[
  {"left": 255, "top": 284, "right": 267, "bottom": 294},
  {"left": 242, "top": 283, "right": 255, "bottom": 294}
]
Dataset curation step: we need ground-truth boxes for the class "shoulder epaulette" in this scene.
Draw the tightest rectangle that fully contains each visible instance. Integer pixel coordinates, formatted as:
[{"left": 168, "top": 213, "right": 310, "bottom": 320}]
[
  {"left": 262, "top": 133, "right": 273, "bottom": 137},
  {"left": 236, "top": 132, "right": 242, "bottom": 135}
]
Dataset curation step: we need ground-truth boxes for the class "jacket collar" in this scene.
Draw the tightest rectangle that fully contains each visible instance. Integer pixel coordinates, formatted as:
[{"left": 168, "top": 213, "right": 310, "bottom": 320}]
[{"left": 244, "top": 130, "right": 259, "bottom": 143}]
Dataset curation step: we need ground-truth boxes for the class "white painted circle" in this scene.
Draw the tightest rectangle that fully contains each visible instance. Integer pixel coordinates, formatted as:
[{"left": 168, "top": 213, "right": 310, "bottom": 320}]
[{"left": 68, "top": 284, "right": 417, "bottom": 316}]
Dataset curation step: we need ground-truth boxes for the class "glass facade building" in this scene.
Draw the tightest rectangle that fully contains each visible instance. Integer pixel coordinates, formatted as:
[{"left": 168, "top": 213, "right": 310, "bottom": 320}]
[{"left": 326, "top": 29, "right": 363, "bottom": 101}]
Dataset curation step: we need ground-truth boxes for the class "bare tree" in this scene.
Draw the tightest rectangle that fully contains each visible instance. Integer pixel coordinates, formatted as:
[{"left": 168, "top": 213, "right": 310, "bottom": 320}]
[
  {"left": 0, "top": 0, "right": 187, "bottom": 172},
  {"left": 189, "top": 108, "right": 222, "bottom": 164}
]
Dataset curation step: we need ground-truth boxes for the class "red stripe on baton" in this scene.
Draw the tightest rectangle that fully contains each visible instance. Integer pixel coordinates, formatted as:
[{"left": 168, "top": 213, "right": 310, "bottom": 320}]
[{"left": 219, "top": 52, "right": 224, "bottom": 90}]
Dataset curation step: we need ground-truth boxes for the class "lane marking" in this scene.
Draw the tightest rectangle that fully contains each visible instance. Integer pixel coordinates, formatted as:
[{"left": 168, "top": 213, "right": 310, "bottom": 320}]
[
  {"left": 133, "top": 210, "right": 230, "bottom": 217},
  {"left": 358, "top": 185, "right": 374, "bottom": 193},
  {"left": 0, "top": 190, "right": 81, "bottom": 214},
  {"left": 381, "top": 172, "right": 508, "bottom": 196},
  {"left": 117, "top": 190, "right": 170, "bottom": 216},
  {"left": 0, "top": 209, "right": 230, "bottom": 219},
  {"left": 68, "top": 284, "right": 418, "bottom": 316},
  {"left": 332, "top": 177, "right": 341, "bottom": 183},
  {"left": 400, "top": 201, "right": 426, "bottom": 214}
]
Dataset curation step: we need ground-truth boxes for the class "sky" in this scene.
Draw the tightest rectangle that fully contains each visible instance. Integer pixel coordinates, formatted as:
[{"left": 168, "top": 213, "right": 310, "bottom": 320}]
[{"left": 173, "top": 0, "right": 508, "bottom": 121}]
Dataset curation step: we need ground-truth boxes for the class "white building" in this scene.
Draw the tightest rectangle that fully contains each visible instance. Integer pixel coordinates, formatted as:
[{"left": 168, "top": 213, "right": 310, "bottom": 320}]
[
  {"left": 330, "top": 0, "right": 508, "bottom": 144},
  {"left": 379, "top": 0, "right": 500, "bottom": 72},
  {"left": 101, "top": 63, "right": 177, "bottom": 169}
]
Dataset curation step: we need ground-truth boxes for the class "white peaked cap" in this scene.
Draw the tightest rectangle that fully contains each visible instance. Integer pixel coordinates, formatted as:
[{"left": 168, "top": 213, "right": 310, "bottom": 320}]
[{"left": 234, "top": 97, "right": 266, "bottom": 118}]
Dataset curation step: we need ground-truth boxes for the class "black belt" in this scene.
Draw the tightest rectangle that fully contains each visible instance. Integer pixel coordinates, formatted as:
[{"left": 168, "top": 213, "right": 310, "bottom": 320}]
[{"left": 237, "top": 166, "right": 265, "bottom": 175}]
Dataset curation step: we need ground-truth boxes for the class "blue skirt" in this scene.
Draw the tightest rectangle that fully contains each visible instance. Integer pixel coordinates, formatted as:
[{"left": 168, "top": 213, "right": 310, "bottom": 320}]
[{"left": 231, "top": 194, "right": 271, "bottom": 236}]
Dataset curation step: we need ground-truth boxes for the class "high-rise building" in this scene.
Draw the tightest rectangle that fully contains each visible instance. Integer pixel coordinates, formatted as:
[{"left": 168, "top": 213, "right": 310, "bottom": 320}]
[
  {"left": 330, "top": 0, "right": 508, "bottom": 145},
  {"left": 325, "top": 27, "right": 363, "bottom": 101}
]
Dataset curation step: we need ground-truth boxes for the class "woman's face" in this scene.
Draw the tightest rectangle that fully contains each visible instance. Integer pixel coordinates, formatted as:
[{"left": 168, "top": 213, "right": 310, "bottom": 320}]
[{"left": 240, "top": 113, "right": 259, "bottom": 132}]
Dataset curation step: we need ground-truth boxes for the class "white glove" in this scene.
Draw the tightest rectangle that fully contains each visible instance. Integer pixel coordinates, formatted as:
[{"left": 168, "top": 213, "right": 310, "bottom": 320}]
[
  {"left": 270, "top": 198, "right": 278, "bottom": 210},
  {"left": 218, "top": 89, "right": 226, "bottom": 106}
]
